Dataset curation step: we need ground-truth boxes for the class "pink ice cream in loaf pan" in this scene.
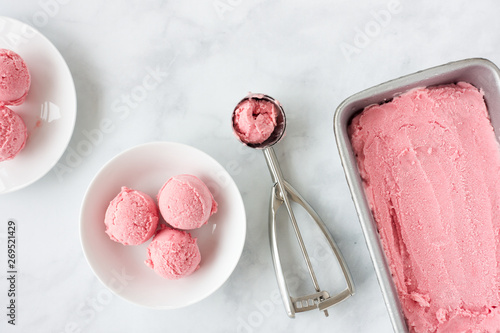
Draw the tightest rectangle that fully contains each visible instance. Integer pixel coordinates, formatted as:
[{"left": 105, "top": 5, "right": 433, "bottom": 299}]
[{"left": 334, "top": 58, "right": 500, "bottom": 333}]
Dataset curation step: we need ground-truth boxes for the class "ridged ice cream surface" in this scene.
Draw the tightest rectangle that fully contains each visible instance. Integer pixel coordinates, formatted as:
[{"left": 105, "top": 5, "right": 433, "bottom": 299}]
[
  {"left": 233, "top": 98, "right": 278, "bottom": 144},
  {"left": 104, "top": 186, "right": 159, "bottom": 245},
  {"left": 157, "top": 174, "right": 217, "bottom": 230},
  {"left": 0, "top": 49, "right": 31, "bottom": 106},
  {"left": 145, "top": 226, "right": 201, "bottom": 280},
  {"left": 0, "top": 106, "right": 27, "bottom": 162},
  {"left": 349, "top": 82, "right": 500, "bottom": 332}
]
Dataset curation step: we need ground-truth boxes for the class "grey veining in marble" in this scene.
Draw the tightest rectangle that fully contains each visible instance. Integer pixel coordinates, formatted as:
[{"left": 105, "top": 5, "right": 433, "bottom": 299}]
[{"left": 1, "top": 0, "right": 500, "bottom": 332}]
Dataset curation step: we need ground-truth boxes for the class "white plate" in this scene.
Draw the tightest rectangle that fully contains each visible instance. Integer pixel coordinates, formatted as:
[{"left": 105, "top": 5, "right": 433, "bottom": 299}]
[
  {"left": 0, "top": 16, "right": 76, "bottom": 194},
  {"left": 80, "top": 142, "right": 246, "bottom": 308}
]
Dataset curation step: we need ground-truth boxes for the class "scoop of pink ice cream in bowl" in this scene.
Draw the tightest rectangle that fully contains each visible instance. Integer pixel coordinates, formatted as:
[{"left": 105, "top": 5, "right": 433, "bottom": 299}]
[{"left": 231, "top": 94, "right": 354, "bottom": 318}]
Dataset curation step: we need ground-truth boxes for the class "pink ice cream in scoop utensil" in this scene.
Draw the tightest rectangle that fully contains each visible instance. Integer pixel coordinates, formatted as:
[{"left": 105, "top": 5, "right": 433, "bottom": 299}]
[{"left": 232, "top": 93, "right": 354, "bottom": 317}]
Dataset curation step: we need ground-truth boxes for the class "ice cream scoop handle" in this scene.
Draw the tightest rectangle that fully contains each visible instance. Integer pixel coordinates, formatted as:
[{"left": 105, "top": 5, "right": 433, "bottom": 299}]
[
  {"left": 264, "top": 147, "right": 355, "bottom": 317},
  {"left": 263, "top": 147, "right": 321, "bottom": 292}
]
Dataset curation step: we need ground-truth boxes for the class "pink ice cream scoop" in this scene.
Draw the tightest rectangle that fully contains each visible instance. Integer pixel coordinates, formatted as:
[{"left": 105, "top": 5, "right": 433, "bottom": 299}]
[
  {"left": 0, "top": 106, "right": 27, "bottom": 162},
  {"left": 145, "top": 226, "right": 201, "bottom": 280},
  {"left": 104, "top": 186, "right": 159, "bottom": 245},
  {"left": 157, "top": 174, "right": 217, "bottom": 230},
  {"left": 233, "top": 95, "right": 279, "bottom": 145},
  {"left": 0, "top": 49, "right": 31, "bottom": 106}
]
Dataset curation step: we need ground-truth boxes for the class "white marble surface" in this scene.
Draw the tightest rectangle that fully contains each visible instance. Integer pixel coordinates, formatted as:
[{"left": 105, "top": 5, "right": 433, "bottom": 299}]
[{"left": 1, "top": 0, "right": 499, "bottom": 332}]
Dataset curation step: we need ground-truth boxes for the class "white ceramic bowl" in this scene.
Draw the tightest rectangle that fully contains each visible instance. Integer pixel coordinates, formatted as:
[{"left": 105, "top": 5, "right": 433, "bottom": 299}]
[
  {"left": 80, "top": 142, "right": 246, "bottom": 308},
  {"left": 0, "top": 16, "right": 77, "bottom": 194}
]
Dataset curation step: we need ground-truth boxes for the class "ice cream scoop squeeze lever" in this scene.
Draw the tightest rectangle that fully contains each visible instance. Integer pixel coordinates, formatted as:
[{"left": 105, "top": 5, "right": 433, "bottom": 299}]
[{"left": 232, "top": 93, "right": 354, "bottom": 317}]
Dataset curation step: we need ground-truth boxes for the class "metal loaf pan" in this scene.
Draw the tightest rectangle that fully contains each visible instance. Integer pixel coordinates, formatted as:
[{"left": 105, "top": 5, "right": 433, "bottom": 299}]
[{"left": 333, "top": 58, "right": 500, "bottom": 333}]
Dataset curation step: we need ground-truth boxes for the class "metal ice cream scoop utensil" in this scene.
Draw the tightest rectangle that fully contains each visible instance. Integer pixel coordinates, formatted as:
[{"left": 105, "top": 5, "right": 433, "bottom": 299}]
[{"left": 232, "top": 93, "right": 355, "bottom": 318}]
